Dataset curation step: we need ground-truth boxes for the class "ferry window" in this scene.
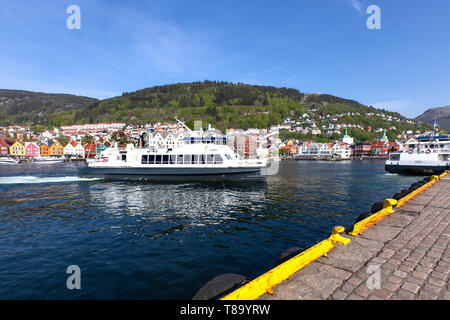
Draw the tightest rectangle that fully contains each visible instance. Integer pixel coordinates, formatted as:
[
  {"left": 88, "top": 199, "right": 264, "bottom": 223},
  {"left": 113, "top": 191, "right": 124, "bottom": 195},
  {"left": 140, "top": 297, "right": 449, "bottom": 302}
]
[
  {"left": 155, "top": 155, "right": 162, "bottom": 164},
  {"left": 207, "top": 154, "right": 214, "bottom": 164},
  {"left": 170, "top": 155, "right": 176, "bottom": 164},
  {"left": 390, "top": 154, "right": 400, "bottom": 161},
  {"left": 184, "top": 154, "right": 191, "bottom": 164},
  {"left": 192, "top": 155, "right": 199, "bottom": 164},
  {"left": 163, "top": 155, "right": 169, "bottom": 164},
  {"left": 149, "top": 155, "right": 155, "bottom": 164},
  {"left": 177, "top": 155, "right": 183, "bottom": 164},
  {"left": 200, "top": 155, "right": 206, "bottom": 164},
  {"left": 224, "top": 154, "right": 232, "bottom": 160},
  {"left": 214, "top": 154, "right": 223, "bottom": 164},
  {"left": 141, "top": 155, "right": 148, "bottom": 164}
]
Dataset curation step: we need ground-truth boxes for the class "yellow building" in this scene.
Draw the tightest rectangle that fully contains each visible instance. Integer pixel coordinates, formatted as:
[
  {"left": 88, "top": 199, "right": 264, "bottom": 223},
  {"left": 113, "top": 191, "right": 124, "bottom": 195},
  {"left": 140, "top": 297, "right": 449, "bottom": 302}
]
[{"left": 9, "top": 141, "right": 25, "bottom": 156}]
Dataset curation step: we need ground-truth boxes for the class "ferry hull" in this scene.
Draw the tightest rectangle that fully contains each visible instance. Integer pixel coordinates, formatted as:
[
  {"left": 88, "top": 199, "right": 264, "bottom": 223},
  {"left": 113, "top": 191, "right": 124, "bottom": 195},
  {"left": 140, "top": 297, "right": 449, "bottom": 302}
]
[
  {"left": 385, "top": 164, "right": 448, "bottom": 175},
  {"left": 78, "top": 166, "right": 266, "bottom": 181}
]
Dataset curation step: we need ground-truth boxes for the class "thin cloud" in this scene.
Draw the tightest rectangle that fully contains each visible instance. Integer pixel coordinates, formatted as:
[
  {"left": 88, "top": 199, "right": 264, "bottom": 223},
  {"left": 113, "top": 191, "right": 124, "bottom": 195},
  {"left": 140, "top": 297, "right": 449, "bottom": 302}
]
[
  {"left": 371, "top": 100, "right": 418, "bottom": 117},
  {"left": 350, "top": 0, "right": 363, "bottom": 13}
]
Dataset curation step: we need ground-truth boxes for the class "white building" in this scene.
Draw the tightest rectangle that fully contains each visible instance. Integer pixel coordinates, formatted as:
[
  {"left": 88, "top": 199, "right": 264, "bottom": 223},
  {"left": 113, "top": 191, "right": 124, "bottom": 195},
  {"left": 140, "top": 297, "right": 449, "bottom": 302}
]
[
  {"left": 339, "top": 129, "right": 354, "bottom": 145},
  {"left": 64, "top": 141, "right": 85, "bottom": 157},
  {"left": 332, "top": 143, "right": 352, "bottom": 159}
]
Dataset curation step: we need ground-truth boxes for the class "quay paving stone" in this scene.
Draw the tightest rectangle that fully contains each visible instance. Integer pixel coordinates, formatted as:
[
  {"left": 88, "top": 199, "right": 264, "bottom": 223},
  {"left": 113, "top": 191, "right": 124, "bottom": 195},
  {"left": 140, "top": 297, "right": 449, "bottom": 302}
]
[
  {"left": 396, "top": 205, "right": 425, "bottom": 216},
  {"left": 406, "top": 195, "right": 434, "bottom": 206},
  {"left": 315, "top": 235, "right": 384, "bottom": 273},
  {"left": 261, "top": 262, "right": 352, "bottom": 300},
  {"left": 261, "top": 180, "right": 449, "bottom": 300},
  {"left": 358, "top": 224, "right": 403, "bottom": 243}
]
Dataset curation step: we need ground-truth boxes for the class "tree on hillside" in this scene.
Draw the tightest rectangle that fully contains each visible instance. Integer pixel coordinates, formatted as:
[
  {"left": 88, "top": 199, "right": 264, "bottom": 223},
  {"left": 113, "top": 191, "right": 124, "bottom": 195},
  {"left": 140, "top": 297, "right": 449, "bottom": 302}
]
[
  {"left": 111, "top": 131, "right": 129, "bottom": 145},
  {"left": 82, "top": 134, "right": 95, "bottom": 145},
  {"left": 56, "top": 136, "right": 70, "bottom": 147}
]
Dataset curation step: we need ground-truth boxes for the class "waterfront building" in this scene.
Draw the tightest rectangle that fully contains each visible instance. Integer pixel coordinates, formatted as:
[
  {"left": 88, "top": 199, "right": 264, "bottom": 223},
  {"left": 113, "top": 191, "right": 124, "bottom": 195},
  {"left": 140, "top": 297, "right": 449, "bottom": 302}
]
[
  {"left": 298, "top": 142, "right": 311, "bottom": 155},
  {"left": 84, "top": 143, "right": 97, "bottom": 158},
  {"left": 280, "top": 145, "right": 295, "bottom": 157},
  {"left": 64, "top": 141, "right": 85, "bottom": 158},
  {"left": 145, "top": 132, "right": 186, "bottom": 150},
  {"left": 40, "top": 143, "right": 50, "bottom": 156},
  {"left": 0, "top": 139, "right": 10, "bottom": 156},
  {"left": 96, "top": 144, "right": 108, "bottom": 157},
  {"left": 25, "top": 142, "right": 40, "bottom": 157},
  {"left": 331, "top": 143, "right": 352, "bottom": 159},
  {"left": 226, "top": 134, "right": 236, "bottom": 152},
  {"left": 234, "top": 134, "right": 246, "bottom": 157},
  {"left": 353, "top": 143, "right": 372, "bottom": 157},
  {"left": 245, "top": 136, "right": 257, "bottom": 158},
  {"left": 48, "top": 141, "right": 64, "bottom": 156},
  {"left": 9, "top": 141, "right": 25, "bottom": 156}
]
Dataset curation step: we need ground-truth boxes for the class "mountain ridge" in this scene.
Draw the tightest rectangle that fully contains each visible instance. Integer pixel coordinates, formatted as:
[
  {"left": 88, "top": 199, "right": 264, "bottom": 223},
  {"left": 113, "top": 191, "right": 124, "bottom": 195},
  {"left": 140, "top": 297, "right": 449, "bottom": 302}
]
[
  {"left": 0, "top": 81, "right": 436, "bottom": 142},
  {"left": 0, "top": 89, "right": 98, "bottom": 126},
  {"left": 415, "top": 105, "right": 450, "bottom": 130}
]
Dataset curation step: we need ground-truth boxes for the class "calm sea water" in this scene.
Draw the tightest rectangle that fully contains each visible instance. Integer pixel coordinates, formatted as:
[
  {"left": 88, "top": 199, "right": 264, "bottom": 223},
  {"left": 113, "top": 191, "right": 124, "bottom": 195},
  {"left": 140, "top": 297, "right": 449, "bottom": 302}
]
[{"left": 0, "top": 160, "right": 422, "bottom": 299}]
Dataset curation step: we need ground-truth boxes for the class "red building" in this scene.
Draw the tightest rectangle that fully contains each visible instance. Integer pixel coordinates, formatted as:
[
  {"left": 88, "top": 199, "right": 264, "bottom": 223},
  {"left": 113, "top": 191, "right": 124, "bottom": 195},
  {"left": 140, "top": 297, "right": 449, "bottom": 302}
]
[
  {"left": 0, "top": 139, "right": 10, "bottom": 156},
  {"left": 244, "top": 136, "right": 257, "bottom": 158},
  {"left": 84, "top": 143, "right": 97, "bottom": 158},
  {"left": 352, "top": 143, "right": 372, "bottom": 157},
  {"left": 25, "top": 142, "right": 40, "bottom": 157}
]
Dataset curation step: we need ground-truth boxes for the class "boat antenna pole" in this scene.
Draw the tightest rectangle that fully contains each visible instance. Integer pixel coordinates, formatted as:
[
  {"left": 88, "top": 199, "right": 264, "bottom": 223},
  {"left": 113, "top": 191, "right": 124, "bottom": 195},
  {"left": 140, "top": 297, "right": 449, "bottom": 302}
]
[{"left": 175, "top": 117, "right": 193, "bottom": 133}]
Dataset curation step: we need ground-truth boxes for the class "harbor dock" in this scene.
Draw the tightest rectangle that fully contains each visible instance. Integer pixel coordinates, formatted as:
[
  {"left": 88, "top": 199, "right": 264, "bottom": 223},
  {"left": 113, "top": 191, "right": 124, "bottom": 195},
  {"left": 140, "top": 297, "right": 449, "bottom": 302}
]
[
  {"left": 263, "top": 174, "right": 449, "bottom": 300},
  {"left": 219, "top": 172, "right": 449, "bottom": 300}
]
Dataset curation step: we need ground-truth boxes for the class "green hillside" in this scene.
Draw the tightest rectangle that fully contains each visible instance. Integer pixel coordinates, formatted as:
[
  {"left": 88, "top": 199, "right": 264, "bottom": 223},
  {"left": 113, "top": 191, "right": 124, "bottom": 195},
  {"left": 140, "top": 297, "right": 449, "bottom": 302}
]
[
  {"left": 0, "top": 81, "right": 434, "bottom": 142},
  {"left": 47, "top": 81, "right": 432, "bottom": 138}
]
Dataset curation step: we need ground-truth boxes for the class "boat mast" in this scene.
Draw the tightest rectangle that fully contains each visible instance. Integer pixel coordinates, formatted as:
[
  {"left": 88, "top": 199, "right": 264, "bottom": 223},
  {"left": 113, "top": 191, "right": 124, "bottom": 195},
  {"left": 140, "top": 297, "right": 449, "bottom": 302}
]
[{"left": 175, "top": 117, "right": 193, "bottom": 133}]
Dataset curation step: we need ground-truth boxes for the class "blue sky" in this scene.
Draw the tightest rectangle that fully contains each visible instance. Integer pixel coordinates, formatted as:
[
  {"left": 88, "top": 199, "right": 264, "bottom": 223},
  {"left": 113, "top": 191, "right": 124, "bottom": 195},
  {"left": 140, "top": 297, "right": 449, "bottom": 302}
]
[{"left": 0, "top": 0, "right": 449, "bottom": 118}]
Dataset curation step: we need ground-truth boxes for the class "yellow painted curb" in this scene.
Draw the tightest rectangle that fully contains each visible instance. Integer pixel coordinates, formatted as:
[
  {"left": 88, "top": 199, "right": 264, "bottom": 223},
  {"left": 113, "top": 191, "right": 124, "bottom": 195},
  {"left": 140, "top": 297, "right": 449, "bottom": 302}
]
[
  {"left": 350, "top": 199, "right": 397, "bottom": 236},
  {"left": 396, "top": 177, "right": 438, "bottom": 208},
  {"left": 351, "top": 172, "right": 447, "bottom": 236},
  {"left": 221, "top": 226, "right": 350, "bottom": 300}
]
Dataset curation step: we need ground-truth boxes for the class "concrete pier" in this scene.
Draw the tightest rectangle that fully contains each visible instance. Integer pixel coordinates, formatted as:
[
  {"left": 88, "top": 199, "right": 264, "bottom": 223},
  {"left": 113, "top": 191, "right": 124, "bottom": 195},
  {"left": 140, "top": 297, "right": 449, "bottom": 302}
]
[{"left": 261, "top": 177, "right": 449, "bottom": 300}]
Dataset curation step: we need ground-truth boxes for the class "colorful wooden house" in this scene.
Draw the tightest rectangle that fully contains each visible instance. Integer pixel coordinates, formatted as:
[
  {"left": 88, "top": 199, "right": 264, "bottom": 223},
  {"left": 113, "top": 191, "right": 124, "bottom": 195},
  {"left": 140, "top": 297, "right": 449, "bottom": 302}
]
[
  {"left": 64, "top": 141, "right": 85, "bottom": 158},
  {"left": 84, "top": 143, "right": 97, "bottom": 158},
  {"left": 25, "top": 142, "right": 40, "bottom": 157},
  {"left": 40, "top": 143, "right": 49, "bottom": 156},
  {"left": 96, "top": 143, "right": 107, "bottom": 157},
  {"left": 9, "top": 141, "right": 25, "bottom": 156},
  {"left": 49, "top": 141, "right": 64, "bottom": 156},
  {"left": 0, "top": 140, "right": 10, "bottom": 156}
]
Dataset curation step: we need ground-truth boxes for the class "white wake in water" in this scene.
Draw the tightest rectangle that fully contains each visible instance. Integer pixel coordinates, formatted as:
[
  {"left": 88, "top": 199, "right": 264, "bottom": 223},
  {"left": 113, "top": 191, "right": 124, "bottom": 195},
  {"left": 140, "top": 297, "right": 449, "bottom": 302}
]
[{"left": 0, "top": 176, "right": 102, "bottom": 185}]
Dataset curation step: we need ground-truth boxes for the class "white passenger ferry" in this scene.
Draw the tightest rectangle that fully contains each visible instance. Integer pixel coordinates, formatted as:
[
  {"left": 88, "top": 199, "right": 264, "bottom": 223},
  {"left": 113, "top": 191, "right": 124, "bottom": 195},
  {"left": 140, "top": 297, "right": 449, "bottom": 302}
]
[
  {"left": 33, "top": 156, "right": 65, "bottom": 164},
  {"left": 79, "top": 121, "right": 268, "bottom": 181},
  {"left": 0, "top": 157, "right": 19, "bottom": 164},
  {"left": 385, "top": 133, "right": 450, "bottom": 175}
]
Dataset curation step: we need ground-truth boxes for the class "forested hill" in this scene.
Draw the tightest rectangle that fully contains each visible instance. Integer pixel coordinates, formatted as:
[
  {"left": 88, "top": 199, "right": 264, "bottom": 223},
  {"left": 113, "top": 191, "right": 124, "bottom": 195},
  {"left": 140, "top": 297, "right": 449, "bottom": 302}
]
[
  {"left": 45, "top": 81, "right": 415, "bottom": 131},
  {"left": 1, "top": 81, "right": 434, "bottom": 141},
  {"left": 0, "top": 89, "right": 98, "bottom": 126}
]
